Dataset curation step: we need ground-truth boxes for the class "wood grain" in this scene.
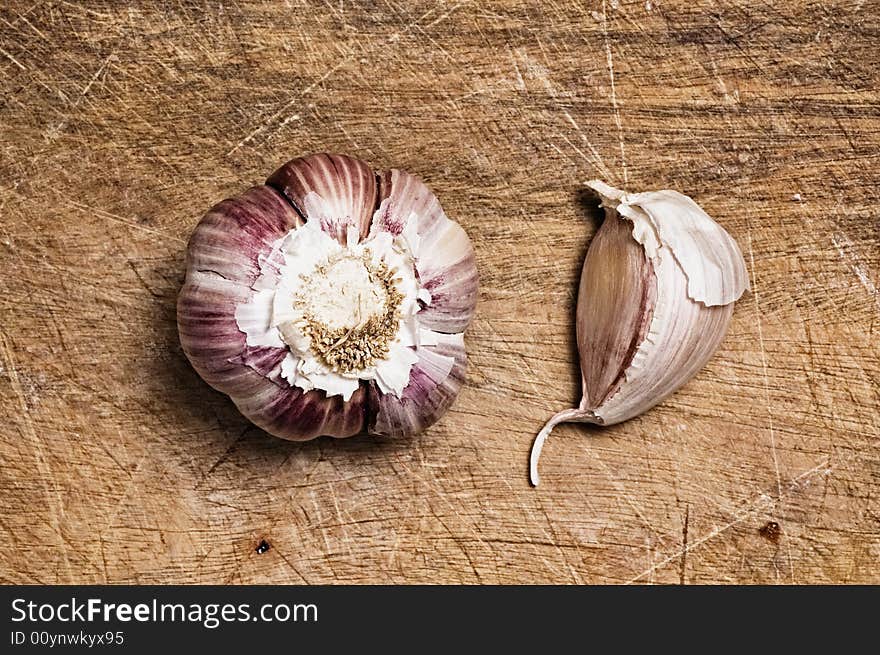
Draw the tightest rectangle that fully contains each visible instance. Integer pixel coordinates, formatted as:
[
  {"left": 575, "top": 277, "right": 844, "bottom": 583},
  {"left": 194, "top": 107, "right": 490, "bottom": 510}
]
[{"left": 1, "top": 0, "right": 878, "bottom": 584}]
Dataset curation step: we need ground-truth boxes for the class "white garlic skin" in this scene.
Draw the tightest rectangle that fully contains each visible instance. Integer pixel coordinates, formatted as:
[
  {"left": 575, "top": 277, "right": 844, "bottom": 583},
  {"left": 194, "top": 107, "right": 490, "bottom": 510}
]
[{"left": 530, "top": 181, "right": 749, "bottom": 486}]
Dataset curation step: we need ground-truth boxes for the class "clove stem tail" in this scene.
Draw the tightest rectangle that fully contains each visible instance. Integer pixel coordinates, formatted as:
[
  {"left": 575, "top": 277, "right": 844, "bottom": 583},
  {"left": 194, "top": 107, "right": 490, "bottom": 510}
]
[{"left": 529, "top": 407, "right": 596, "bottom": 487}]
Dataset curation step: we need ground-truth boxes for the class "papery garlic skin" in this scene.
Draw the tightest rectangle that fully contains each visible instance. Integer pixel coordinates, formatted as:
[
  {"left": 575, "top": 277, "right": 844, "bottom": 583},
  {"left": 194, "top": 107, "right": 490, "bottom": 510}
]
[
  {"left": 178, "top": 154, "right": 477, "bottom": 441},
  {"left": 530, "top": 181, "right": 748, "bottom": 486}
]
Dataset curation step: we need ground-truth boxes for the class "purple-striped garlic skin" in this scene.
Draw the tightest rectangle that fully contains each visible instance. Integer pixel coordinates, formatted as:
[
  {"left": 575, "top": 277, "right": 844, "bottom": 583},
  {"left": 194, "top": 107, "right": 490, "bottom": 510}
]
[{"left": 178, "top": 154, "right": 478, "bottom": 440}]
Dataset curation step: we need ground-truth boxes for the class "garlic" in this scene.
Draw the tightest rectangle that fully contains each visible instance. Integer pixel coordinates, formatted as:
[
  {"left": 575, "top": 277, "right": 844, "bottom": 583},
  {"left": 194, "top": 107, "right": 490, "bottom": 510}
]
[
  {"left": 529, "top": 180, "right": 749, "bottom": 486},
  {"left": 177, "top": 154, "right": 478, "bottom": 440}
]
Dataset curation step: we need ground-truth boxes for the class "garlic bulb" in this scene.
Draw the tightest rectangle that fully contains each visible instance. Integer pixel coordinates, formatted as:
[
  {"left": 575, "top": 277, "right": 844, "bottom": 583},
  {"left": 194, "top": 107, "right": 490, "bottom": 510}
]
[
  {"left": 177, "top": 154, "right": 478, "bottom": 440},
  {"left": 529, "top": 180, "right": 749, "bottom": 486}
]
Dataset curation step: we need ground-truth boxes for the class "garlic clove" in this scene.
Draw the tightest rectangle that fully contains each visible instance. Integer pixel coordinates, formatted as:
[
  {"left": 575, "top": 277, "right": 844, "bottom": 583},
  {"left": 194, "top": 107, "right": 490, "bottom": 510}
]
[
  {"left": 178, "top": 184, "right": 367, "bottom": 440},
  {"left": 178, "top": 185, "right": 301, "bottom": 390},
  {"left": 530, "top": 181, "right": 748, "bottom": 486},
  {"left": 372, "top": 169, "right": 479, "bottom": 334},
  {"left": 183, "top": 185, "right": 303, "bottom": 289},
  {"left": 368, "top": 331, "right": 467, "bottom": 437},
  {"left": 416, "top": 219, "right": 479, "bottom": 334},
  {"left": 233, "top": 373, "right": 369, "bottom": 441},
  {"left": 267, "top": 153, "right": 378, "bottom": 244}
]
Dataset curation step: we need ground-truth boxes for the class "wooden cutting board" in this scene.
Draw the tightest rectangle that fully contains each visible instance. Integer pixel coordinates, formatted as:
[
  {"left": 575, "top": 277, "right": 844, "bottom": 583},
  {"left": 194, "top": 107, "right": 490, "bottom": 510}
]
[{"left": 1, "top": 0, "right": 877, "bottom": 584}]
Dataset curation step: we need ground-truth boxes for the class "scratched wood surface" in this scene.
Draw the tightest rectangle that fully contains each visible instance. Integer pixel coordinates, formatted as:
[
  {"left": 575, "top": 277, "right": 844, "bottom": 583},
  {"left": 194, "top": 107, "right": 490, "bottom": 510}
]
[{"left": 1, "top": 0, "right": 878, "bottom": 585}]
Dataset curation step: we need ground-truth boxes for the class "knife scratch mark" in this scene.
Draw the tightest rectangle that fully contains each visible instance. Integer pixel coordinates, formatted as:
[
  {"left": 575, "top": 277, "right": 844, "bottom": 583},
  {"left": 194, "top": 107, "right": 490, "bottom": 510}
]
[
  {"left": 832, "top": 232, "right": 880, "bottom": 308},
  {"left": 627, "top": 460, "right": 831, "bottom": 584},
  {"left": 227, "top": 1, "right": 472, "bottom": 154},
  {"left": 601, "top": 0, "right": 628, "bottom": 187},
  {"left": 747, "top": 223, "right": 783, "bottom": 503},
  {"left": 0, "top": 332, "right": 73, "bottom": 582}
]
